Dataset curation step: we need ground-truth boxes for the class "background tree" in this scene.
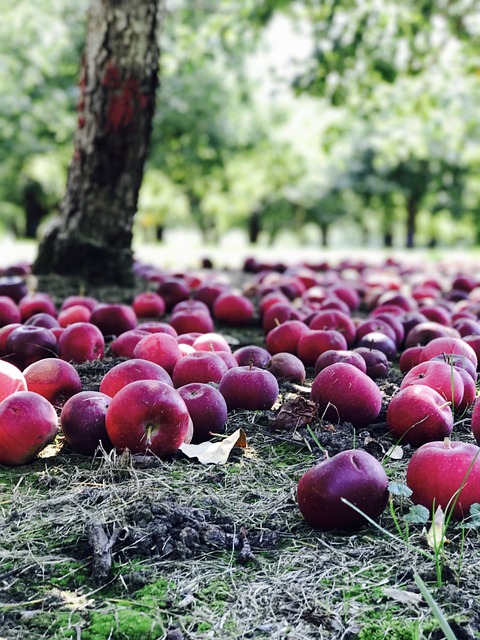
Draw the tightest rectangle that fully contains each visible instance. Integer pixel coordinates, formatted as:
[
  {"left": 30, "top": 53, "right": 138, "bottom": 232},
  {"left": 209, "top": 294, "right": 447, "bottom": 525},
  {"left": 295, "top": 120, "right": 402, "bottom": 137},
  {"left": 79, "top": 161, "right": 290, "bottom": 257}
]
[{"left": 33, "top": 0, "right": 160, "bottom": 284}]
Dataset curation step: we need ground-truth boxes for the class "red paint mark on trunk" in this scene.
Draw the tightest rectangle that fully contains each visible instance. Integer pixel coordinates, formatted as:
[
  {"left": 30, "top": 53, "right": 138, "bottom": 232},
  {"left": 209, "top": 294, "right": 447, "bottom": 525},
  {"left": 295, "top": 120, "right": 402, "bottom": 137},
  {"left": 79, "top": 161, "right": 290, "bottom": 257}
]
[{"left": 105, "top": 76, "right": 150, "bottom": 133}]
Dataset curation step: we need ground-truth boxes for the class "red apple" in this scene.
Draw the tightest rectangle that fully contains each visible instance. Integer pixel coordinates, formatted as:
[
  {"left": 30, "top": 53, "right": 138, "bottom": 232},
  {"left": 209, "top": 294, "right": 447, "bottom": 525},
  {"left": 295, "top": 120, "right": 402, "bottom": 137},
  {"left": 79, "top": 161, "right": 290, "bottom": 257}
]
[
  {"left": 399, "top": 346, "right": 424, "bottom": 373},
  {"left": 136, "top": 321, "right": 178, "bottom": 337},
  {"left": 133, "top": 332, "right": 183, "bottom": 374},
  {"left": 0, "top": 296, "right": 21, "bottom": 326},
  {"left": 311, "top": 363, "right": 382, "bottom": 428},
  {"left": 406, "top": 440, "right": 480, "bottom": 520},
  {"left": 0, "top": 360, "right": 27, "bottom": 402},
  {"left": 308, "top": 310, "right": 356, "bottom": 347},
  {"left": 314, "top": 349, "right": 367, "bottom": 376},
  {"left": 386, "top": 386, "right": 453, "bottom": 446},
  {"left": 99, "top": 358, "right": 173, "bottom": 398},
  {"left": 219, "top": 366, "right": 279, "bottom": 411},
  {"left": 90, "top": 303, "right": 137, "bottom": 337},
  {"left": 400, "top": 360, "right": 464, "bottom": 409},
  {"left": 404, "top": 321, "right": 452, "bottom": 348},
  {"left": 105, "top": 380, "right": 191, "bottom": 457},
  {"left": 420, "top": 336, "right": 478, "bottom": 370},
  {"left": 60, "top": 390, "right": 113, "bottom": 455},
  {"left": 0, "top": 391, "right": 58, "bottom": 465},
  {"left": 233, "top": 345, "right": 271, "bottom": 368},
  {"left": 193, "top": 332, "right": 232, "bottom": 353},
  {"left": 157, "top": 277, "right": 190, "bottom": 311},
  {"left": 472, "top": 397, "right": 480, "bottom": 445},
  {"left": 177, "top": 382, "right": 228, "bottom": 443},
  {"left": 109, "top": 329, "right": 150, "bottom": 358},
  {"left": 262, "top": 303, "right": 304, "bottom": 333},
  {"left": 60, "top": 295, "right": 98, "bottom": 311},
  {"left": 23, "top": 358, "right": 82, "bottom": 408},
  {"left": 171, "top": 351, "right": 228, "bottom": 388},
  {"left": 297, "top": 449, "right": 389, "bottom": 531},
  {"left": 24, "top": 312, "right": 60, "bottom": 330},
  {"left": 265, "top": 320, "right": 310, "bottom": 355},
  {"left": 213, "top": 293, "right": 255, "bottom": 326},
  {"left": 57, "top": 305, "right": 92, "bottom": 327},
  {"left": 169, "top": 310, "right": 214, "bottom": 335},
  {"left": 58, "top": 322, "right": 105, "bottom": 363},
  {"left": 18, "top": 292, "right": 57, "bottom": 321},
  {"left": 296, "top": 329, "right": 348, "bottom": 367},
  {"left": 132, "top": 291, "right": 166, "bottom": 318}
]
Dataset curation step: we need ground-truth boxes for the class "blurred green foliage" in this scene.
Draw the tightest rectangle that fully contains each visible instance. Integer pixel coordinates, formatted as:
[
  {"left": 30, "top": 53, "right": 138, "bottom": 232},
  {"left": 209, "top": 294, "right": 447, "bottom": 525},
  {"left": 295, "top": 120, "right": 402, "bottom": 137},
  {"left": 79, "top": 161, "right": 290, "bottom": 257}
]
[{"left": 1, "top": 0, "right": 479, "bottom": 247}]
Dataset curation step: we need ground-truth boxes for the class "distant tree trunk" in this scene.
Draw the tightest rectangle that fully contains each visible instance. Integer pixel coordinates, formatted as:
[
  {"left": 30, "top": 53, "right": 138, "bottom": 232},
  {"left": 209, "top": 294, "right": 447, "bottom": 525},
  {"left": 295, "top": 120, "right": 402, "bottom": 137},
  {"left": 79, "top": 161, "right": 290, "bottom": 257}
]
[
  {"left": 405, "top": 196, "right": 418, "bottom": 249},
  {"left": 248, "top": 211, "right": 261, "bottom": 244},
  {"left": 33, "top": 0, "right": 160, "bottom": 284},
  {"left": 156, "top": 225, "right": 164, "bottom": 242},
  {"left": 320, "top": 223, "right": 329, "bottom": 248}
]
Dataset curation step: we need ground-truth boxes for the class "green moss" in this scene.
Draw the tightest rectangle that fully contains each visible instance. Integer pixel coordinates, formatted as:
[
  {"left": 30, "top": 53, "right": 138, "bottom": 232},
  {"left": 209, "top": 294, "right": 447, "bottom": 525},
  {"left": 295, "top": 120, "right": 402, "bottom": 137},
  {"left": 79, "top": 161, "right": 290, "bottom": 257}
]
[{"left": 23, "top": 611, "right": 82, "bottom": 638}]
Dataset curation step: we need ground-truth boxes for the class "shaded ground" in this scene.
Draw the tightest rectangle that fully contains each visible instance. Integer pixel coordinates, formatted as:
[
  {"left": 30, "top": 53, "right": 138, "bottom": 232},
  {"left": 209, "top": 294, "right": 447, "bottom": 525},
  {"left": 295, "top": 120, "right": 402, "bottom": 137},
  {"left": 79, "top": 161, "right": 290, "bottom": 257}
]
[{"left": 0, "top": 268, "right": 479, "bottom": 639}]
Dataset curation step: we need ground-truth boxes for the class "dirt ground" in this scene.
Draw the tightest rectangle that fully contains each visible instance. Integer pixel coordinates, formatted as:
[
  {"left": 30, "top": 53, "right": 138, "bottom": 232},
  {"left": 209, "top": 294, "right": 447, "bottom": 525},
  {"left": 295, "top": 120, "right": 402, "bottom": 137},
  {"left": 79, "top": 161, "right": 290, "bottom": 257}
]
[{"left": 0, "top": 263, "right": 479, "bottom": 639}]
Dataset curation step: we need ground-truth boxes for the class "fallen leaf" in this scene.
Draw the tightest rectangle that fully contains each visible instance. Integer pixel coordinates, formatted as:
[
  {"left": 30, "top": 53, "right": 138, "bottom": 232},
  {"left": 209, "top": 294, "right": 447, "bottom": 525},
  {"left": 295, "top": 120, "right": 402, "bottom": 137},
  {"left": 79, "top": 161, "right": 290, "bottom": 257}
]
[
  {"left": 385, "top": 445, "right": 404, "bottom": 460},
  {"left": 426, "top": 505, "right": 447, "bottom": 550},
  {"left": 179, "top": 428, "right": 247, "bottom": 465},
  {"left": 383, "top": 588, "right": 422, "bottom": 605}
]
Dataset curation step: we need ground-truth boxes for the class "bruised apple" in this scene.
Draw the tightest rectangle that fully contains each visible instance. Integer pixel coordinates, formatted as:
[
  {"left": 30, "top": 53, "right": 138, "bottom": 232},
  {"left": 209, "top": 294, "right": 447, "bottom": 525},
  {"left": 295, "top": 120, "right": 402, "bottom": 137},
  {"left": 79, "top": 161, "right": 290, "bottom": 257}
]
[
  {"left": 406, "top": 440, "right": 480, "bottom": 520},
  {"left": 105, "top": 380, "right": 190, "bottom": 457},
  {"left": 297, "top": 449, "right": 389, "bottom": 530},
  {"left": 0, "top": 391, "right": 58, "bottom": 465}
]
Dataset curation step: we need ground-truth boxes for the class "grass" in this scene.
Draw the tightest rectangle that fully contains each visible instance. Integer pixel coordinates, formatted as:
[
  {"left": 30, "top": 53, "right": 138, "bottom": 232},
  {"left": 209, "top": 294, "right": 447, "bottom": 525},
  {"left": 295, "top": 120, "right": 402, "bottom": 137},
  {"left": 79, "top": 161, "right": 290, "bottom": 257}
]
[{"left": 0, "top": 415, "right": 479, "bottom": 640}]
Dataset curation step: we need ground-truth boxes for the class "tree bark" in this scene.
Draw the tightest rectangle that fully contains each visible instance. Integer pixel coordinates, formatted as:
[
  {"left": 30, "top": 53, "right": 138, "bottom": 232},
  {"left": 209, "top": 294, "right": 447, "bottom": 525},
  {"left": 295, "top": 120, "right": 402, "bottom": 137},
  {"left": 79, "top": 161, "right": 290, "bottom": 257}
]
[{"left": 33, "top": 0, "right": 160, "bottom": 284}]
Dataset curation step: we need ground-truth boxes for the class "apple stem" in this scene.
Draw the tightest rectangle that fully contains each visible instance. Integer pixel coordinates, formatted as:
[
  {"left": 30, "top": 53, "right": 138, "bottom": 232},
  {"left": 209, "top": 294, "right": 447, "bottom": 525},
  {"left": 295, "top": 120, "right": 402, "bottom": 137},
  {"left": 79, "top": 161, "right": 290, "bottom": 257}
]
[
  {"left": 443, "top": 437, "right": 451, "bottom": 449},
  {"left": 438, "top": 401, "right": 451, "bottom": 410}
]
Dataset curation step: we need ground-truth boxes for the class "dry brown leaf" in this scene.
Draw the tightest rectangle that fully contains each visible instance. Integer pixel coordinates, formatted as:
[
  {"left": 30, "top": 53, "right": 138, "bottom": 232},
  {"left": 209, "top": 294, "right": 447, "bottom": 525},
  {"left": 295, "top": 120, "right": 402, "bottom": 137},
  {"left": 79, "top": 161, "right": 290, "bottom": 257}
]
[{"left": 179, "top": 428, "right": 247, "bottom": 465}]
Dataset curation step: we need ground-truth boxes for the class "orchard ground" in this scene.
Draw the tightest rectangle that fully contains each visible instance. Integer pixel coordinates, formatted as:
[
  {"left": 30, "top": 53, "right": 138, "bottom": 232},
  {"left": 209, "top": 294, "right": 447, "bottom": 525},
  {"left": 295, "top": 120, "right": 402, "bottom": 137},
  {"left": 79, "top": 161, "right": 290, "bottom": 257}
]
[{"left": 0, "top": 237, "right": 479, "bottom": 639}]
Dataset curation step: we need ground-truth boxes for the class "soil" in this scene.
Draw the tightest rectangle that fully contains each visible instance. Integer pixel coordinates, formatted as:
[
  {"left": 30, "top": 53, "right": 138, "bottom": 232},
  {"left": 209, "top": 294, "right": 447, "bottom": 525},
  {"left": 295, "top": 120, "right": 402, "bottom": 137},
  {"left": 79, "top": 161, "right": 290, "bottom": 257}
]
[{"left": 0, "top": 267, "right": 479, "bottom": 639}]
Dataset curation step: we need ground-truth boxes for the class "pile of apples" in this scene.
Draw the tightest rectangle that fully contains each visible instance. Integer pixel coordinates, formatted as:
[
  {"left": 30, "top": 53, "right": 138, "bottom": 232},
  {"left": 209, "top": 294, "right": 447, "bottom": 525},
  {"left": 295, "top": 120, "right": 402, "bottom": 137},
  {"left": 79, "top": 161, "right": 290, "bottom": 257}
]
[{"left": 0, "top": 255, "right": 479, "bottom": 531}]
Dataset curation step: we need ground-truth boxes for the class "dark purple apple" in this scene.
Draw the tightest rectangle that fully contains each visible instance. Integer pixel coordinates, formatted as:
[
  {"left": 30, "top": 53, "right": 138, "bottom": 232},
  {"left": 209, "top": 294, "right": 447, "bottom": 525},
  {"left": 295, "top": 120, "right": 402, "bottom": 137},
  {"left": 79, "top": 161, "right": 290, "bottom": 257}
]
[
  {"left": 60, "top": 391, "right": 113, "bottom": 455},
  {"left": 297, "top": 449, "right": 389, "bottom": 531},
  {"left": 353, "top": 347, "right": 389, "bottom": 379},
  {"left": 266, "top": 352, "right": 306, "bottom": 383},
  {"left": 5, "top": 325, "right": 58, "bottom": 369},
  {"left": 178, "top": 382, "right": 228, "bottom": 443},
  {"left": 219, "top": 366, "right": 279, "bottom": 411}
]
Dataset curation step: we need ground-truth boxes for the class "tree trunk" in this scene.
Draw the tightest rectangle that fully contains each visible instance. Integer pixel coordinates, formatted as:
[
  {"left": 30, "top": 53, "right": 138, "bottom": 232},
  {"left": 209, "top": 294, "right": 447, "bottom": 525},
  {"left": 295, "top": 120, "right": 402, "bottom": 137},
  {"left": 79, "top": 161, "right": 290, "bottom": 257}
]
[
  {"left": 320, "top": 223, "right": 329, "bottom": 248},
  {"left": 405, "top": 196, "right": 418, "bottom": 249},
  {"left": 33, "top": 0, "right": 160, "bottom": 284},
  {"left": 248, "top": 211, "right": 261, "bottom": 244}
]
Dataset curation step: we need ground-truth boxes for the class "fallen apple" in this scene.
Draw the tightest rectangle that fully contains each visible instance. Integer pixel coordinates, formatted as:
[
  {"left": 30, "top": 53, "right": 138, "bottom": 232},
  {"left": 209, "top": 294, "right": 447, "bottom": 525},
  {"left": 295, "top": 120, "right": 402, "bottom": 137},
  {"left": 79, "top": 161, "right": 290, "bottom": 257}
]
[{"left": 297, "top": 449, "right": 389, "bottom": 531}]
